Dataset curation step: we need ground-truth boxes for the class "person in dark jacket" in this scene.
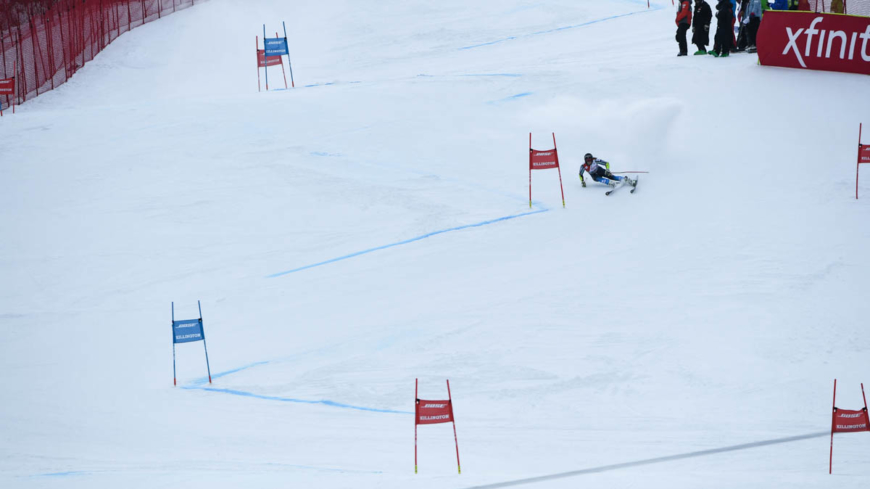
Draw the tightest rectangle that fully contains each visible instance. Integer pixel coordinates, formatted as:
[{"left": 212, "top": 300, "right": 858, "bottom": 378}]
[
  {"left": 735, "top": 0, "right": 749, "bottom": 52},
  {"left": 713, "top": 0, "right": 734, "bottom": 57},
  {"left": 692, "top": 0, "right": 712, "bottom": 54},
  {"left": 730, "top": 0, "right": 738, "bottom": 52},
  {"left": 675, "top": 0, "right": 693, "bottom": 56}
]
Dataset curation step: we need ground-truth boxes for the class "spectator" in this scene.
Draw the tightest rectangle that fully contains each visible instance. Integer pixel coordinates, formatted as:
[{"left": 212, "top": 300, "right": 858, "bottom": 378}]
[
  {"left": 797, "top": 0, "right": 811, "bottom": 10},
  {"left": 831, "top": 0, "right": 844, "bottom": 13},
  {"left": 713, "top": 0, "right": 734, "bottom": 57},
  {"left": 735, "top": 0, "right": 749, "bottom": 52},
  {"left": 676, "top": 0, "right": 693, "bottom": 56},
  {"left": 745, "top": 0, "right": 767, "bottom": 53},
  {"left": 731, "top": 0, "right": 737, "bottom": 53},
  {"left": 692, "top": 0, "right": 713, "bottom": 54}
]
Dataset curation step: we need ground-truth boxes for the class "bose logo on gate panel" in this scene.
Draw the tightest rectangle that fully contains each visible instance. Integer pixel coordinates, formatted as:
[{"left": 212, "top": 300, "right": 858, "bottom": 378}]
[{"left": 422, "top": 404, "right": 446, "bottom": 408}]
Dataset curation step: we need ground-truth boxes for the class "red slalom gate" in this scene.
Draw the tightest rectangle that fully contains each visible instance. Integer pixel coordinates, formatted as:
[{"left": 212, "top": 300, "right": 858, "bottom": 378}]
[
  {"left": 829, "top": 379, "right": 869, "bottom": 473},
  {"left": 415, "top": 378, "right": 461, "bottom": 474},
  {"left": 529, "top": 133, "right": 565, "bottom": 208},
  {"left": 0, "top": 74, "right": 14, "bottom": 116},
  {"left": 857, "top": 123, "right": 870, "bottom": 199}
]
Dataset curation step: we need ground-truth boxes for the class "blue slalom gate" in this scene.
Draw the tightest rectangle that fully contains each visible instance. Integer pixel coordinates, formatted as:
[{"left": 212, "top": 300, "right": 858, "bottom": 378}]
[
  {"left": 261, "top": 21, "right": 295, "bottom": 90},
  {"left": 171, "top": 301, "right": 213, "bottom": 386}
]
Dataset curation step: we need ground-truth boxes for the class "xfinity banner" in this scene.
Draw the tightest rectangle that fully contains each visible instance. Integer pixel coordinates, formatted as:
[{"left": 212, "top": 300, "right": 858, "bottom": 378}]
[{"left": 757, "top": 11, "right": 870, "bottom": 76}]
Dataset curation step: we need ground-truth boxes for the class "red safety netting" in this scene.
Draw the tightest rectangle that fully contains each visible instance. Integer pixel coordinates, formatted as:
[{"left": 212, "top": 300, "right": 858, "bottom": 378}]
[
  {"left": 0, "top": 0, "right": 200, "bottom": 110},
  {"left": 813, "top": 0, "right": 870, "bottom": 16}
]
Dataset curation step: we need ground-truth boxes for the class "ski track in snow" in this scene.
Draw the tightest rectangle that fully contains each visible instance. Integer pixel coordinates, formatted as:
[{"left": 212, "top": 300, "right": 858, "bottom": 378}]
[
  {"left": 463, "top": 432, "right": 830, "bottom": 489},
  {"left": 458, "top": 7, "right": 662, "bottom": 50},
  {"left": 266, "top": 209, "right": 549, "bottom": 278}
]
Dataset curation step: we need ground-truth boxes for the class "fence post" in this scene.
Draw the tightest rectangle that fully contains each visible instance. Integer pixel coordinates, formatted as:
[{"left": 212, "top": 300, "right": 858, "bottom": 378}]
[
  {"left": 29, "top": 18, "right": 40, "bottom": 96},
  {"left": 0, "top": 26, "right": 6, "bottom": 80},
  {"left": 45, "top": 13, "right": 55, "bottom": 89}
]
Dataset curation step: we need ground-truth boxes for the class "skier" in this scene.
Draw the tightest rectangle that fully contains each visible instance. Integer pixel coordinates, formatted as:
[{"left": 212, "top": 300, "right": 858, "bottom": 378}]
[{"left": 579, "top": 153, "right": 636, "bottom": 189}]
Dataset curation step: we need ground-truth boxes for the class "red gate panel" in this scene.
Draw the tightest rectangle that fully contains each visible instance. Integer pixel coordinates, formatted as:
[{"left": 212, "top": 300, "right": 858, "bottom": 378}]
[
  {"left": 530, "top": 150, "right": 559, "bottom": 170},
  {"left": 416, "top": 399, "right": 454, "bottom": 425},
  {"left": 0, "top": 78, "right": 14, "bottom": 95},
  {"left": 832, "top": 408, "right": 870, "bottom": 433}
]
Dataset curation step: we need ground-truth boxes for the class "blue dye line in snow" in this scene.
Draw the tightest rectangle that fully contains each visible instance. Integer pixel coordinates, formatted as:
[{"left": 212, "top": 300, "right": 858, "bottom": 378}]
[
  {"left": 259, "top": 463, "right": 382, "bottom": 475},
  {"left": 460, "top": 36, "right": 517, "bottom": 50},
  {"left": 34, "top": 465, "right": 381, "bottom": 477},
  {"left": 184, "top": 362, "right": 411, "bottom": 414},
  {"left": 489, "top": 92, "right": 533, "bottom": 104},
  {"left": 267, "top": 209, "right": 548, "bottom": 278},
  {"left": 189, "top": 361, "right": 270, "bottom": 386},
  {"left": 459, "top": 73, "right": 522, "bottom": 77},
  {"left": 459, "top": 8, "right": 658, "bottom": 50},
  {"left": 37, "top": 471, "right": 89, "bottom": 477},
  {"left": 303, "top": 81, "right": 361, "bottom": 88},
  {"left": 185, "top": 386, "right": 413, "bottom": 415}
]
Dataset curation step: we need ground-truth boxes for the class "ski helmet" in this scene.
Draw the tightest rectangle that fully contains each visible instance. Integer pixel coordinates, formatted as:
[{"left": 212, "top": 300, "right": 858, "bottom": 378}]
[{"left": 584, "top": 153, "right": 594, "bottom": 162}]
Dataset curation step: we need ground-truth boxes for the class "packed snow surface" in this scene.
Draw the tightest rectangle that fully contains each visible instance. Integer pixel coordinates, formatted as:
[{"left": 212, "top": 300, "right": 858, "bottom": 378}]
[{"left": 1, "top": 0, "right": 869, "bottom": 488}]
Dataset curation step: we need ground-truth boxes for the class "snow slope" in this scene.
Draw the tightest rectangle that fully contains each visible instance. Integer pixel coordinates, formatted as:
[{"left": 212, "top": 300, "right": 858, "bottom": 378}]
[{"left": 1, "top": 0, "right": 869, "bottom": 487}]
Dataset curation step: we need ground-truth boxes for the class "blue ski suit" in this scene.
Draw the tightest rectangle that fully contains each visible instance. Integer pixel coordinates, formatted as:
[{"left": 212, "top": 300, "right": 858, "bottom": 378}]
[{"left": 579, "top": 158, "right": 627, "bottom": 186}]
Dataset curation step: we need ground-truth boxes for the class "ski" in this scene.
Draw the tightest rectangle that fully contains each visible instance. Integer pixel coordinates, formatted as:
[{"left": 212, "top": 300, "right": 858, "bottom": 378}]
[{"left": 605, "top": 180, "right": 626, "bottom": 196}]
